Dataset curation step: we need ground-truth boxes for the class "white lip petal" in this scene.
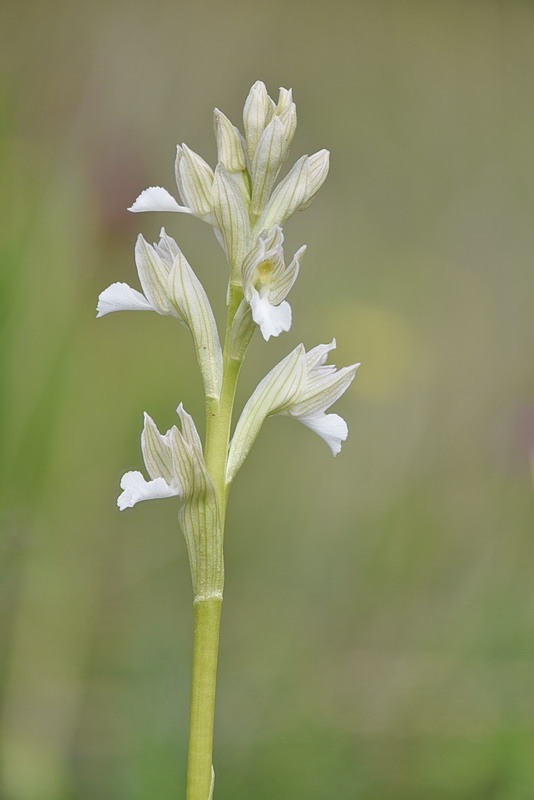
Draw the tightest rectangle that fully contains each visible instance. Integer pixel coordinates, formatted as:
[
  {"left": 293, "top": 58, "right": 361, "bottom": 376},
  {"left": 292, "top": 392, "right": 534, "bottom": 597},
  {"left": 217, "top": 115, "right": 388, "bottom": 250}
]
[
  {"left": 297, "top": 412, "right": 348, "bottom": 456},
  {"left": 128, "top": 186, "right": 192, "bottom": 213},
  {"left": 117, "top": 470, "right": 179, "bottom": 510},
  {"left": 96, "top": 282, "right": 154, "bottom": 317},
  {"left": 250, "top": 290, "right": 292, "bottom": 341}
]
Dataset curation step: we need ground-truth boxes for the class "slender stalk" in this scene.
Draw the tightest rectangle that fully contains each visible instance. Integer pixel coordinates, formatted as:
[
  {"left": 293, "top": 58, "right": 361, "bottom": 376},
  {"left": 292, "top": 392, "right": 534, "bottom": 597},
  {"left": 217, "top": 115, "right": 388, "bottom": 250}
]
[
  {"left": 186, "top": 597, "right": 222, "bottom": 800},
  {"left": 185, "top": 284, "right": 247, "bottom": 800},
  {"left": 205, "top": 353, "right": 242, "bottom": 504}
]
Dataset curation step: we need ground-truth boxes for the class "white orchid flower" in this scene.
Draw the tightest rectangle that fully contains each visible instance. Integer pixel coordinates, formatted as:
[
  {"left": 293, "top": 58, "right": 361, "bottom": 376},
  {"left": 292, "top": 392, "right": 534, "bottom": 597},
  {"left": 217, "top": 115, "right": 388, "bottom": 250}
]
[
  {"left": 97, "top": 229, "right": 223, "bottom": 398},
  {"left": 129, "top": 144, "right": 215, "bottom": 221},
  {"left": 283, "top": 340, "right": 359, "bottom": 455},
  {"left": 241, "top": 225, "right": 306, "bottom": 341},
  {"left": 97, "top": 230, "right": 176, "bottom": 318},
  {"left": 227, "top": 340, "right": 359, "bottom": 482},
  {"left": 118, "top": 405, "right": 208, "bottom": 510},
  {"left": 118, "top": 405, "right": 222, "bottom": 598}
]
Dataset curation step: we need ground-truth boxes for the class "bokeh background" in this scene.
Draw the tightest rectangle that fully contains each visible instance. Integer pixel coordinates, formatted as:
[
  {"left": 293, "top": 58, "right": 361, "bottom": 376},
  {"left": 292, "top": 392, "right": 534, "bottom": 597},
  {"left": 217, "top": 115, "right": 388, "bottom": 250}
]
[{"left": 1, "top": 1, "right": 534, "bottom": 798}]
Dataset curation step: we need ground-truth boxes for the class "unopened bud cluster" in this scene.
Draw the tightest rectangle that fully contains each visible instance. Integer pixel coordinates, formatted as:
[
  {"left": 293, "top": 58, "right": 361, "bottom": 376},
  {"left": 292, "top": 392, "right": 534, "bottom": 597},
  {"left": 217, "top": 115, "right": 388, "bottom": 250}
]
[{"left": 125, "top": 80, "right": 329, "bottom": 341}]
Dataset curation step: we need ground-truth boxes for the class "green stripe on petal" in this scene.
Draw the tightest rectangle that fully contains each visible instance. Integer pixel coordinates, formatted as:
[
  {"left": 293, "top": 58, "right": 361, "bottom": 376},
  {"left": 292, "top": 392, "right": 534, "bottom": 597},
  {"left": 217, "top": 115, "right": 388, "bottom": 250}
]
[
  {"left": 212, "top": 165, "right": 250, "bottom": 275},
  {"left": 214, "top": 109, "right": 247, "bottom": 172},
  {"left": 226, "top": 345, "right": 306, "bottom": 482},
  {"left": 168, "top": 252, "right": 223, "bottom": 399},
  {"left": 141, "top": 412, "right": 176, "bottom": 485},
  {"left": 135, "top": 235, "right": 175, "bottom": 315}
]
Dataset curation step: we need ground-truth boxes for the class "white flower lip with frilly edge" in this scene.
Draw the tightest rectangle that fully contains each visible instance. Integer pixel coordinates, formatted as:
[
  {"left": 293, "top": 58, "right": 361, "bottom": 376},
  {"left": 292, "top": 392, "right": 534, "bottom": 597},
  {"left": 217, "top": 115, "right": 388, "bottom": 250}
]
[
  {"left": 118, "top": 471, "right": 180, "bottom": 510},
  {"left": 128, "top": 186, "right": 193, "bottom": 215},
  {"left": 118, "top": 412, "right": 182, "bottom": 511}
]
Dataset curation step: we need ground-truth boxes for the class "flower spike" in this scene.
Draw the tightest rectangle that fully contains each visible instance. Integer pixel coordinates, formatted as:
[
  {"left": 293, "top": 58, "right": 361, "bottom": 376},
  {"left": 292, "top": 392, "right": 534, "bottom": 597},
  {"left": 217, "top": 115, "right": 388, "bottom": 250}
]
[
  {"left": 99, "top": 81, "right": 358, "bottom": 800},
  {"left": 175, "top": 145, "right": 215, "bottom": 219}
]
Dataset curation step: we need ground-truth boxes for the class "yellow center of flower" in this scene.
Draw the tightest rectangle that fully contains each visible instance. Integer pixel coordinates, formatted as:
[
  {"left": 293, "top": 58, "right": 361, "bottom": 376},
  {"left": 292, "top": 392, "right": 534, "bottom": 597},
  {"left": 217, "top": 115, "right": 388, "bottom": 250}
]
[{"left": 257, "top": 259, "right": 274, "bottom": 286}]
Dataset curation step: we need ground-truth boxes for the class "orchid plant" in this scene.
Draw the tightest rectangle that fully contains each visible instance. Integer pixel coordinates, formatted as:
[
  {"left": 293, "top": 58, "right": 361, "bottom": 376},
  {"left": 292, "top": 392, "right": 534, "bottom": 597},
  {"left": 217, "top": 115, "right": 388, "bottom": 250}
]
[{"left": 97, "top": 81, "right": 359, "bottom": 800}]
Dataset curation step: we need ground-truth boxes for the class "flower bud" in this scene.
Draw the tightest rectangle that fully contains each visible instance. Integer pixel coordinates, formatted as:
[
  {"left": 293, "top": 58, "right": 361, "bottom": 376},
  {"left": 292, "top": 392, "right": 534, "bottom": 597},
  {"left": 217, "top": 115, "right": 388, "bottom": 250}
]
[
  {"left": 141, "top": 412, "right": 177, "bottom": 487},
  {"left": 276, "top": 88, "right": 297, "bottom": 151},
  {"left": 256, "top": 155, "right": 310, "bottom": 230},
  {"left": 275, "top": 87, "right": 293, "bottom": 116},
  {"left": 175, "top": 144, "right": 214, "bottom": 217},
  {"left": 243, "top": 80, "right": 275, "bottom": 162},
  {"left": 250, "top": 116, "right": 289, "bottom": 215},
  {"left": 134, "top": 234, "right": 175, "bottom": 315},
  {"left": 299, "top": 149, "right": 330, "bottom": 210},
  {"left": 211, "top": 165, "right": 250, "bottom": 273},
  {"left": 214, "top": 108, "right": 247, "bottom": 172}
]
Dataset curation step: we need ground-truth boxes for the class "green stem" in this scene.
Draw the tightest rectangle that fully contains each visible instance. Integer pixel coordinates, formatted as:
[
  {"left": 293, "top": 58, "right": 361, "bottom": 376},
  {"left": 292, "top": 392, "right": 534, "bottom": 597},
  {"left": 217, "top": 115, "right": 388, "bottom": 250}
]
[
  {"left": 185, "top": 283, "right": 248, "bottom": 800},
  {"left": 205, "top": 362, "right": 239, "bottom": 495},
  {"left": 186, "top": 597, "right": 222, "bottom": 800}
]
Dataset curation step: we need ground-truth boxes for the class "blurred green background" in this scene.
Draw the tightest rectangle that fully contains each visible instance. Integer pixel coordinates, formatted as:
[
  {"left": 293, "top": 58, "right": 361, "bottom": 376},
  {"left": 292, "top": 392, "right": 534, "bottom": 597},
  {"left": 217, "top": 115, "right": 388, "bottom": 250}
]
[{"left": 1, "top": 0, "right": 534, "bottom": 798}]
